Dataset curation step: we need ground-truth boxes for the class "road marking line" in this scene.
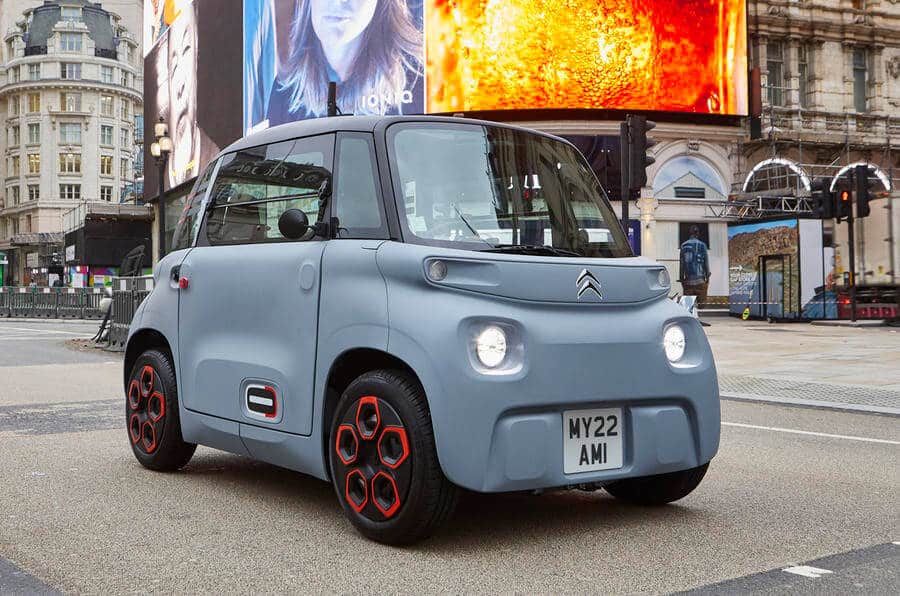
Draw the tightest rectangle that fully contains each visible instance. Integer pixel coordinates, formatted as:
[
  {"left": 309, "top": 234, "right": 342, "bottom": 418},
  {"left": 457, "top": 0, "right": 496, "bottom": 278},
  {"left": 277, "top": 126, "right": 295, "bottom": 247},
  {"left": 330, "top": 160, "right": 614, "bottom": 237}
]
[
  {"left": 782, "top": 565, "right": 833, "bottom": 578},
  {"left": 0, "top": 336, "right": 93, "bottom": 341},
  {"left": 722, "top": 422, "right": 900, "bottom": 445},
  {"left": 0, "top": 326, "right": 90, "bottom": 336}
]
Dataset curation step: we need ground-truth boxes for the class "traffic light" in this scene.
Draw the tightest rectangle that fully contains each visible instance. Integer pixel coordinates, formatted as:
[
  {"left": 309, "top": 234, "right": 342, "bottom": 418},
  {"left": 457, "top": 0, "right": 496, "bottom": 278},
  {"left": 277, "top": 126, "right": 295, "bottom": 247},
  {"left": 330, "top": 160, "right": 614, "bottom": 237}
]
[
  {"left": 855, "top": 164, "right": 871, "bottom": 218},
  {"left": 836, "top": 188, "right": 852, "bottom": 222},
  {"left": 627, "top": 115, "right": 657, "bottom": 191},
  {"left": 810, "top": 178, "right": 834, "bottom": 219}
]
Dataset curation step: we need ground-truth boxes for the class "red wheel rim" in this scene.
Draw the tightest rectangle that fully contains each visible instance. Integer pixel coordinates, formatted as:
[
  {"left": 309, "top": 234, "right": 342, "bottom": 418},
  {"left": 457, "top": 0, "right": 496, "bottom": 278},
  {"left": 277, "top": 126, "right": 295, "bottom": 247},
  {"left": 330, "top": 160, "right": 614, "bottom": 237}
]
[
  {"left": 127, "top": 364, "right": 166, "bottom": 454},
  {"left": 332, "top": 396, "right": 412, "bottom": 521}
]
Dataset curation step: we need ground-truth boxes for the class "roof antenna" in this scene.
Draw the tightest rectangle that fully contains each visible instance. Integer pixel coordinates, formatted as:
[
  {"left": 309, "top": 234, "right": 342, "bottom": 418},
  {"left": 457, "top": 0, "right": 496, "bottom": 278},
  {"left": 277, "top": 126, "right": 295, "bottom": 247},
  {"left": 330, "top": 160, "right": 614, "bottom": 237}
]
[{"left": 327, "top": 82, "right": 339, "bottom": 117}]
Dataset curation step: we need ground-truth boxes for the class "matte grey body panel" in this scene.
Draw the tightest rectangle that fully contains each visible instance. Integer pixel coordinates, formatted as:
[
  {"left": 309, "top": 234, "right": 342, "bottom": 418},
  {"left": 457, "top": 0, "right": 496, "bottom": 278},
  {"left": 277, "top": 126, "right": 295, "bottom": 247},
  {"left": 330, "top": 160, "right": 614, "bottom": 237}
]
[
  {"left": 127, "top": 249, "right": 253, "bottom": 456},
  {"left": 375, "top": 241, "right": 719, "bottom": 491},
  {"left": 177, "top": 242, "right": 325, "bottom": 435},
  {"left": 425, "top": 255, "right": 668, "bottom": 303}
]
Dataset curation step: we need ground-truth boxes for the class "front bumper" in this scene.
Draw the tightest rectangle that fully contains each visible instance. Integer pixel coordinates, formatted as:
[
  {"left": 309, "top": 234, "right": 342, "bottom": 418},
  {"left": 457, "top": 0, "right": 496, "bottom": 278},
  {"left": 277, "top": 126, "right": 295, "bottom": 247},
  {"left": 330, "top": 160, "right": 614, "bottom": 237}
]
[
  {"left": 481, "top": 398, "right": 710, "bottom": 492},
  {"left": 388, "top": 297, "right": 720, "bottom": 493}
]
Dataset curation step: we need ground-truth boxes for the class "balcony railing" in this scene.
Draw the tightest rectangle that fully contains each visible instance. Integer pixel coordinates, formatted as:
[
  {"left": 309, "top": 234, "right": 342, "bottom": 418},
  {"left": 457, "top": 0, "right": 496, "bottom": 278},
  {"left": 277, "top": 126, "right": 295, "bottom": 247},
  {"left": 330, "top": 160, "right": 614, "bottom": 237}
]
[{"left": 761, "top": 106, "right": 896, "bottom": 141}]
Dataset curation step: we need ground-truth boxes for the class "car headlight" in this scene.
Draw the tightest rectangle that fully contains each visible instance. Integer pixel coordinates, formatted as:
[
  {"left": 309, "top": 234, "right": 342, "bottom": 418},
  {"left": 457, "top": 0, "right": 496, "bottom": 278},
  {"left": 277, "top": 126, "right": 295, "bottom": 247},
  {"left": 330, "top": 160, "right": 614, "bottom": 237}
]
[
  {"left": 475, "top": 325, "right": 507, "bottom": 368},
  {"left": 663, "top": 324, "right": 686, "bottom": 363}
]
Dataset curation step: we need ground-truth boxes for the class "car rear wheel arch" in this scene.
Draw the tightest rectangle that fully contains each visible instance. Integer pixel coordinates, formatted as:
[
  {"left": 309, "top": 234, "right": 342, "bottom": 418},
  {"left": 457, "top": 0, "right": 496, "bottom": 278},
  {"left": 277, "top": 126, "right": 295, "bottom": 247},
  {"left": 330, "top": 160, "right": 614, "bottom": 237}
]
[{"left": 124, "top": 328, "right": 172, "bottom": 392}]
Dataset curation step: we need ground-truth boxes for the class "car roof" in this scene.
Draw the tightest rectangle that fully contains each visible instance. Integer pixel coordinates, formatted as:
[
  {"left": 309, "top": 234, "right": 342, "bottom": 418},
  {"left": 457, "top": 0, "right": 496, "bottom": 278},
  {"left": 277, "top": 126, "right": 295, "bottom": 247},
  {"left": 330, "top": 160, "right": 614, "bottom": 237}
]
[{"left": 218, "top": 115, "right": 569, "bottom": 158}]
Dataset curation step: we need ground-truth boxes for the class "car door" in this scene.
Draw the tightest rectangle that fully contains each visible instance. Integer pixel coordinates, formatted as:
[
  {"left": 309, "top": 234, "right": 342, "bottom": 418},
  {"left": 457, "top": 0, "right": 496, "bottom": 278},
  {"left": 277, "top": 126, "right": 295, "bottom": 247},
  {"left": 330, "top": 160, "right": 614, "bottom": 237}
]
[{"left": 177, "top": 134, "right": 334, "bottom": 436}]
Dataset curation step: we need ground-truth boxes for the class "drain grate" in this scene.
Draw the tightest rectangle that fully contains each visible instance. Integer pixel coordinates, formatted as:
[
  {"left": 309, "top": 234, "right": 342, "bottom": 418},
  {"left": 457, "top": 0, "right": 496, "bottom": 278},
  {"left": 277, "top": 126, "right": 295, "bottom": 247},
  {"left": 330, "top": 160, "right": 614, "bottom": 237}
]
[{"left": 719, "top": 375, "right": 900, "bottom": 410}]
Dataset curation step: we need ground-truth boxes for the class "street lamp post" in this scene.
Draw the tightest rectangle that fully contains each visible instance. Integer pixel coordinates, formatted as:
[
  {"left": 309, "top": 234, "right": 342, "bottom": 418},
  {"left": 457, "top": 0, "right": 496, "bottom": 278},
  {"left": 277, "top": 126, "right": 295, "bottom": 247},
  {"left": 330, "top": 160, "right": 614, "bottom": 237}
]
[{"left": 150, "top": 117, "right": 172, "bottom": 261}]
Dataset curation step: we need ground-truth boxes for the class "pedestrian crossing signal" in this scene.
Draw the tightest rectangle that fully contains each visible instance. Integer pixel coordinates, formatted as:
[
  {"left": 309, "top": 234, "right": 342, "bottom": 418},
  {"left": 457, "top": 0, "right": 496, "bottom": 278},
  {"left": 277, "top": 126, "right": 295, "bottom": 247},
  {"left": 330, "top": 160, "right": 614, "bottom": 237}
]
[
  {"left": 855, "top": 164, "right": 871, "bottom": 218},
  {"left": 837, "top": 189, "right": 851, "bottom": 222},
  {"left": 810, "top": 178, "right": 834, "bottom": 219}
]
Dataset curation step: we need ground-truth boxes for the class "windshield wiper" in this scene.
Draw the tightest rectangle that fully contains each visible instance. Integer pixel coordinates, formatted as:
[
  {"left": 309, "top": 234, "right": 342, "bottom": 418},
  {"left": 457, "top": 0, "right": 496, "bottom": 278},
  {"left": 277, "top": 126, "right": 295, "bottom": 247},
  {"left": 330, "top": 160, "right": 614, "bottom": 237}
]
[
  {"left": 450, "top": 202, "right": 494, "bottom": 247},
  {"left": 480, "top": 244, "right": 582, "bottom": 257}
]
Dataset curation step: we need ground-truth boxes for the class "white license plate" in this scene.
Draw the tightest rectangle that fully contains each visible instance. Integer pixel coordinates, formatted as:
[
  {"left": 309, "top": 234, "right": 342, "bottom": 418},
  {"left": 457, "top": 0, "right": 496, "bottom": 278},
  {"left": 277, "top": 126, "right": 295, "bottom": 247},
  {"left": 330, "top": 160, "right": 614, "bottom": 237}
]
[{"left": 563, "top": 407, "right": 624, "bottom": 474}]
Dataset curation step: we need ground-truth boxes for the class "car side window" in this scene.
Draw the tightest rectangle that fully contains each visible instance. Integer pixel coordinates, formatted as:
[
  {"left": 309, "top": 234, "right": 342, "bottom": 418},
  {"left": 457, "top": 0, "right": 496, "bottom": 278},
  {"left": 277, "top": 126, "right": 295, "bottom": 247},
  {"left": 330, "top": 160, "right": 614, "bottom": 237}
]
[
  {"left": 171, "top": 159, "right": 217, "bottom": 250},
  {"left": 334, "top": 133, "right": 386, "bottom": 239},
  {"left": 204, "top": 134, "right": 334, "bottom": 245}
]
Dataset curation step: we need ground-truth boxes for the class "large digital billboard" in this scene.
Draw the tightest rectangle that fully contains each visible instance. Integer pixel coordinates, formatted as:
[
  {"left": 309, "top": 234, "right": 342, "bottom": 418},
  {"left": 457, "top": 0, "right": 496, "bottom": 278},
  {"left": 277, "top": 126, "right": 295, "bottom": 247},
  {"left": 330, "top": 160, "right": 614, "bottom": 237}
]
[
  {"left": 147, "top": 1, "right": 748, "bottom": 191},
  {"left": 243, "top": 0, "right": 747, "bottom": 135},
  {"left": 143, "top": 0, "right": 242, "bottom": 196},
  {"left": 244, "top": 0, "right": 426, "bottom": 134},
  {"left": 427, "top": 0, "right": 746, "bottom": 115}
]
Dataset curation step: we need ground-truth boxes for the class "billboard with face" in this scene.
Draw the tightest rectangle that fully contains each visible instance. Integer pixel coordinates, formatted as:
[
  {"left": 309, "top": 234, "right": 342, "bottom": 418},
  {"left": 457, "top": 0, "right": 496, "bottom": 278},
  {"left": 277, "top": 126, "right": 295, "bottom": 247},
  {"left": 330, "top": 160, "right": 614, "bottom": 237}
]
[
  {"left": 144, "top": 0, "right": 242, "bottom": 196},
  {"left": 148, "top": 1, "right": 748, "bottom": 191},
  {"left": 244, "top": 0, "right": 425, "bottom": 134}
]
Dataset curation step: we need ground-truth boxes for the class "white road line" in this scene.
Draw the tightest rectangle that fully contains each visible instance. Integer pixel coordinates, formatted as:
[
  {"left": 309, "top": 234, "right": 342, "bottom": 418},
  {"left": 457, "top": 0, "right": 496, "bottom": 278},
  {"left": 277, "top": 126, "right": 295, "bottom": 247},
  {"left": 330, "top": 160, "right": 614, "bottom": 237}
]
[
  {"left": 0, "top": 326, "right": 90, "bottom": 336},
  {"left": 0, "top": 336, "right": 93, "bottom": 341},
  {"left": 782, "top": 565, "right": 833, "bottom": 578},
  {"left": 723, "top": 422, "right": 900, "bottom": 445}
]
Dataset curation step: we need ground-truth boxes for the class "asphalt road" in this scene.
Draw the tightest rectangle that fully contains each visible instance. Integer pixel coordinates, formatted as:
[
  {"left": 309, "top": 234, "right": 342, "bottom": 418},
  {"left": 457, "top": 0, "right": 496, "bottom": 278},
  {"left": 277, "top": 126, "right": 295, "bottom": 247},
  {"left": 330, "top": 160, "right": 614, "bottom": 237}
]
[{"left": 0, "top": 319, "right": 898, "bottom": 594}]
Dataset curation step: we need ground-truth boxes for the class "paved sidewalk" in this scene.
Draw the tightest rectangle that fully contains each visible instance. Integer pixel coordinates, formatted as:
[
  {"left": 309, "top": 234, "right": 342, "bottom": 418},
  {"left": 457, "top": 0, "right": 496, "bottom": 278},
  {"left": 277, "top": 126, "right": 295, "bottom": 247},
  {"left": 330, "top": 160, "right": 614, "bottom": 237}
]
[{"left": 705, "top": 318, "right": 900, "bottom": 414}]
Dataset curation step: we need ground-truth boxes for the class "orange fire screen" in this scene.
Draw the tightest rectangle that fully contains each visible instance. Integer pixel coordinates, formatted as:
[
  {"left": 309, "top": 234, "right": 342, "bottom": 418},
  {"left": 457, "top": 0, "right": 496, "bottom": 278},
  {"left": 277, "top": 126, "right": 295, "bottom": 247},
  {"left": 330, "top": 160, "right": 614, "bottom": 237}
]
[{"left": 426, "top": 0, "right": 747, "bottom": 115}]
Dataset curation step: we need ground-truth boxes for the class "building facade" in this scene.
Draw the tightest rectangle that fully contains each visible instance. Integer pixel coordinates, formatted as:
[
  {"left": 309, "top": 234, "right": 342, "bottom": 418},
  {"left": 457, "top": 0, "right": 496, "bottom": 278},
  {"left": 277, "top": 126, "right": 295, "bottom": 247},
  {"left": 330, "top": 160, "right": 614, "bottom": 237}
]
[
  {"left": 741, "top": 0, "right": 899, "bottom": 287},
  {"left": 0, "top": 0, "right": 143, "bottom": 285}
]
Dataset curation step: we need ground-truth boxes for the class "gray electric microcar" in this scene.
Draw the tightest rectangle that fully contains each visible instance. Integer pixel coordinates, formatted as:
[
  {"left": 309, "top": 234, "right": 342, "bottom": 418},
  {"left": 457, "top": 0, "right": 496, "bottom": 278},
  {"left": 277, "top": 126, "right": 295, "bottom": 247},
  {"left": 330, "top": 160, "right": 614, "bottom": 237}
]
[{"left": 125, "top": 115, "right": 720, "bottom": 544}]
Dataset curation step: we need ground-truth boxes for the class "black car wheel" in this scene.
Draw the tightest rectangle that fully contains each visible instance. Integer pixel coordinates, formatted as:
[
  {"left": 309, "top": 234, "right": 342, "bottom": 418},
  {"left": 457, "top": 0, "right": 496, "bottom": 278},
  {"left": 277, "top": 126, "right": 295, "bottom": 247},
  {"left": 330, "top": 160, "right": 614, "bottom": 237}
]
[
  {"left": 329, "top": 369, "right": 458, "bottom": 545},
  {"left": 126, "top": 349, "right": 196, "bottom": 471}
]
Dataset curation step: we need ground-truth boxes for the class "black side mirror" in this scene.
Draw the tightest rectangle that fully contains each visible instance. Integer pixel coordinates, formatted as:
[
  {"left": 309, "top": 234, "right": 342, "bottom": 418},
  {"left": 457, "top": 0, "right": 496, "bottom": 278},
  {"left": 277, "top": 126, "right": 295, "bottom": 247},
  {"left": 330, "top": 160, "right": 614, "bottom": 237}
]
[{"left": 278, "top": 209, "right": 310, "bottom": 240}]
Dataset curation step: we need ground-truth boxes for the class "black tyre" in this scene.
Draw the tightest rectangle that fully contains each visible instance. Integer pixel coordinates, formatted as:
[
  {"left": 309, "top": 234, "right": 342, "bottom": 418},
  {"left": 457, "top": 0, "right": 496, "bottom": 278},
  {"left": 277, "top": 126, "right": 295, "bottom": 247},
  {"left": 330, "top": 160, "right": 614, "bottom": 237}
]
[
  {"left": 604, "top": 462, "right": 710, "bottom": 505},
  {"left": 126, "top": 349, "right": 196, "bottom": 471},
  {"left": 328, "top": 369, "right": 458, "bottom": 545}
]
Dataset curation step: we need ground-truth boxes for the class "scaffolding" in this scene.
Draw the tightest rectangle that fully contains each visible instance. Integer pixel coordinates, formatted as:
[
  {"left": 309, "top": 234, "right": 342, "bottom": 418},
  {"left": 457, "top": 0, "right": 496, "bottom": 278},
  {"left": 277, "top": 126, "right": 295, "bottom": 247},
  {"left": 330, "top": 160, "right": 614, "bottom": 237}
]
[{"left": 716, "top": 92, "right": 897, "bottom": 222}]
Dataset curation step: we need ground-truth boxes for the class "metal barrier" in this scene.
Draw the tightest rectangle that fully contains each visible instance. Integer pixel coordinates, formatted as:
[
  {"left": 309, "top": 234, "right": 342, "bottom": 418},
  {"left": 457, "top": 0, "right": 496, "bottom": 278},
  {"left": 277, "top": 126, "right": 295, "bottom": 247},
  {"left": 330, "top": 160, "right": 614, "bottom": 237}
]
[
  {"left": 82, "top": 289, "right": 106, "bottom": 319},
  {"left": 107, "top": 276, "right": 154, "bottom": 351},
  {"left": 57, "top": 288, "right": 86, "bottom": 319},
  {"left": 32, "top": 288, "right": 58, "bottom": 318},
  {"left": 8, "top": 288, "right": 35, "bottom": 318},
  {"left": 0, "top": 286, "right": 117, "bottom": 319}
]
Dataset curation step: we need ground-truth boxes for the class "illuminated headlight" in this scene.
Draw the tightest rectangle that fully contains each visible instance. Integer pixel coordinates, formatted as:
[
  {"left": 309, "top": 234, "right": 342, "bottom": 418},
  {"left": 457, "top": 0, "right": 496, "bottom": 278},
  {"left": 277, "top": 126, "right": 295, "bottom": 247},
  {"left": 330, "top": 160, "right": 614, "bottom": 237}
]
[
  {"left": 663, "top": 325, "right": 686, "bottom": 363},
  {"left": 657, "top": 268, "right": 670, "bottom": 288},
  {"left": 475, "top": 325, "right": 507, "bottom": 368}
]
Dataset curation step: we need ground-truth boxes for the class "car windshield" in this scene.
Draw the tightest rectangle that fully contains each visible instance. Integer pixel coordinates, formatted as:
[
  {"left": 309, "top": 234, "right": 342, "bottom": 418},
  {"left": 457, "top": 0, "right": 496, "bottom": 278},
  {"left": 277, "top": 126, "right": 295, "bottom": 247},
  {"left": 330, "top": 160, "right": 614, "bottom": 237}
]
[{"left": 388, "top": 122, "right": 632, "bottom": 258}]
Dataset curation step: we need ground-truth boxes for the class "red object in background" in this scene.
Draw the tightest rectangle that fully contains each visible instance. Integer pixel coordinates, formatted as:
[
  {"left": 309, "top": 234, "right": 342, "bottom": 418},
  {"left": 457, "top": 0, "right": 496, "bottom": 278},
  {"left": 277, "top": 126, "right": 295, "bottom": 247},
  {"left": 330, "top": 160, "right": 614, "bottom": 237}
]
[
  {"left": 178, "top": 277, "right": 189, "bottom": 289},
  {"left": 836, "top": 292, "right": 898, "bottom": 320}
]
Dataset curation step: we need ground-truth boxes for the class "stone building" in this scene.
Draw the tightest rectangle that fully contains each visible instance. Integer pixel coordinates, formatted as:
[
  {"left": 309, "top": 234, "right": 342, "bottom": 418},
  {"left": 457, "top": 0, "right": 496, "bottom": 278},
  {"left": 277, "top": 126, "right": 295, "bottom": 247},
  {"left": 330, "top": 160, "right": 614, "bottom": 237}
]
[
  {"left": 0, "top": 0, "right": 143, "bottom": 285},
  {"left": 741, "top": 0, "right": 899, "bottom": 287}
]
